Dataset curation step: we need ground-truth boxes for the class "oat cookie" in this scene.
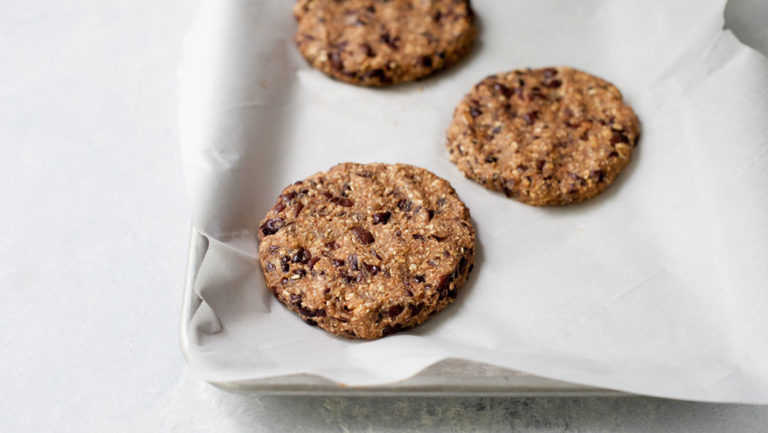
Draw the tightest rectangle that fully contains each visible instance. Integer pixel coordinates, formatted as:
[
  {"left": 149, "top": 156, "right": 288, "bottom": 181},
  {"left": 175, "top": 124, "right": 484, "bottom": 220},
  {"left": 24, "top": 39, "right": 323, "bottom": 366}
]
[
  {"left": 257, "top": 163, "right": 475, "bottom": 339},
  {"left": 293, "top": 0, "right": 476, "bottom": 86},
  {"left": 446, "top": 67, "right": 640, "bottom": 206}
]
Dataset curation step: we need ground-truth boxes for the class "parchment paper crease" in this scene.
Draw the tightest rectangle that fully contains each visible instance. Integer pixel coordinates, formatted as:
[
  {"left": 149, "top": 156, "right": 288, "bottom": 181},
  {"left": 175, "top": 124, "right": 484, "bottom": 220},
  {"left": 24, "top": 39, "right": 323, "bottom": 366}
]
[{"left": 179, "top": 0, "right": 768, "bottom": 403}]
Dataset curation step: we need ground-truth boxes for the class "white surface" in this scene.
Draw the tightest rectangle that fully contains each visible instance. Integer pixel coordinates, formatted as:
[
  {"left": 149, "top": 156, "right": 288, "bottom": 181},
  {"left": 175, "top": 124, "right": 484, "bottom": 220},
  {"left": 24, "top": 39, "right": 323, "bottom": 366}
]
[
  {"left": 2, "top": 0, "right": 767, "bottom": 431},
  {"left": 180, "top": 0, "right": 768, "bottom": 403}
]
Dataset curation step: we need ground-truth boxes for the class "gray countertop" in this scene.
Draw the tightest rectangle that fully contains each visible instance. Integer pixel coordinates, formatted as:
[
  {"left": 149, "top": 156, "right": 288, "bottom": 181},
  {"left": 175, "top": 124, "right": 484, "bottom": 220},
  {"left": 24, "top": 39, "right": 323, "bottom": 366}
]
[{"left": 2, "top": 0, "right": 766, "bottom": 431}]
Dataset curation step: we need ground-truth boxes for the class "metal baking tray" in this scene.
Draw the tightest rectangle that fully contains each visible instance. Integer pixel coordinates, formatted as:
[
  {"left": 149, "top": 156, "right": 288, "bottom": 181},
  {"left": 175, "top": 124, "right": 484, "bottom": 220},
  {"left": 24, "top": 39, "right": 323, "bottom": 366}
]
[{"left": 180, "top": 228, "right": 624, "bottom": 396}]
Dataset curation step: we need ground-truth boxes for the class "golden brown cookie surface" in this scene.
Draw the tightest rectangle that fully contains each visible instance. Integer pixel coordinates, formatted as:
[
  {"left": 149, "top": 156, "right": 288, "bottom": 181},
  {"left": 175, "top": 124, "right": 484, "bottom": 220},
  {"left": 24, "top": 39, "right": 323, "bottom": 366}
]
[
  {"left": 258, "top": 163, "right": 475, "bottom": 339},
  {"left": 446, "top": 67, "right": 640, "bottom": 206},
  {"left": 293, "top": 0, "right": 476, "bottom": 86}
]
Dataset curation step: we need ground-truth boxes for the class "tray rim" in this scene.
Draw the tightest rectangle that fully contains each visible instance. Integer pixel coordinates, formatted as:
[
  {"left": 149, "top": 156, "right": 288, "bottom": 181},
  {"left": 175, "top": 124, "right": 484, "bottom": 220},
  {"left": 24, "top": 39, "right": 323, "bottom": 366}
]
[{"left": 180, "top": 227, "right": 626, "bottom": 397}]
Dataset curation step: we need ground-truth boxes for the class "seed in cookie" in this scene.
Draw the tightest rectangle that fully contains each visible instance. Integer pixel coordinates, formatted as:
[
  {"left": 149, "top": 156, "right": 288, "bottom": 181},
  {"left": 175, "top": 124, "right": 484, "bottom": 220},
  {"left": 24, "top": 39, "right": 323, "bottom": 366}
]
[
  {"left": 292, "top": 0, "right": 477, "bottom": 86},
  {"left": 446, "top": 67, "right": 640, "bottom": 206},
  {"left": 257, "top": 162, "right": 476, "bottom": 339}
]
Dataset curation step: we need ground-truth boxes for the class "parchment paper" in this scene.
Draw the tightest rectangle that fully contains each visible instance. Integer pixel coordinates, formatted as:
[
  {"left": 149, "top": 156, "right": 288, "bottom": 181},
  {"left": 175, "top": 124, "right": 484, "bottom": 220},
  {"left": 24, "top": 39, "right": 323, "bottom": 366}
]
[{"left": 178, "top": 0, "right": 768, "bottom": 403}]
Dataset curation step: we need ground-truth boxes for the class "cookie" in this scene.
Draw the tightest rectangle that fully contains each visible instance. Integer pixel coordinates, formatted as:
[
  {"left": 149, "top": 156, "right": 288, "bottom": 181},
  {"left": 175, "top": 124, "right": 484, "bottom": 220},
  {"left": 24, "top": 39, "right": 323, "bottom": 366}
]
[
  {"left": 446, "top": 67, "right": 640, "bottom": 206},
  {"left": 257, "top": 163, "right": 475, "bottom": 340},
  {"left": 293, "top": 0, "right": 476, "bottom": 86}
]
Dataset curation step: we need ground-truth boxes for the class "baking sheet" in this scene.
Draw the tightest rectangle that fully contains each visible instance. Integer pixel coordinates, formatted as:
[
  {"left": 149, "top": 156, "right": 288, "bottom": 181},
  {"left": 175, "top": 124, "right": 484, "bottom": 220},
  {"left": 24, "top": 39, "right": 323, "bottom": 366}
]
[{"left": 178, "top": 0, "right": 768, "bottom": 403}]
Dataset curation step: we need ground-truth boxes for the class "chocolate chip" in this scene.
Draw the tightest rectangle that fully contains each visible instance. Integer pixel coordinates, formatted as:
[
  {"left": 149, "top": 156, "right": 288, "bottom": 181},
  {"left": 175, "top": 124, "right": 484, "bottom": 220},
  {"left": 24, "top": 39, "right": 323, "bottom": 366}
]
[
  {"left": 412, "top": 234, "right": 424, "bottom": 240},
  {"left": 492, "top": 82, "right": 512, "bottom": 98},
  {"left": 409, "top": 302, "right": 425, "bottom": 316},
  {"left": 272, "top": 201, "right": 286, "bottom": 213},
  {"left": 356, "top": 170, "right": 373, "bottom": 178},
  {"left": 348, "top": 254, "right": 359, "bottom": 271},
  {"left": 265, "top": 262, "right": 275, "bottom": 272},
  {"left": 382, "top": 323, "right": 403, "bottom": 337},
  {"left": 437, "top": 197, "right": 446, "bottom": 207},
  {"left": 290, "top": 294, "right": 301, "bottom": 303},
  {"left": 590, "top": 170, "right": 605, "bottom": 183},
  {"left": 326, "top": 241, "right": 340, "bottom": 250},
  {"left": 361, "top": 43, "right": 375, "bottom": 57},
  {"left": 330, "top": 196, "right": 354, "bottom": 207},
  {"left": 470, "top": 106, "right": 482, "bottom": 118},
  {"left": 420, "top": 55, "right": 433, "bottom": 68},
  {"left": 293, "top": 269, "right": 306, "bottom": 279},
  {"left": 362, "top": 68, "right": 387, "bottom": 82},
  {"left": 543, "top": 68, "right": 558, "bottom": 78},
  {"left": 536, "top": 159, "right": 546, "bottom": 171},
  {"left": 568, "top": 172, "right": 584, "bottom": 182},
  {"left": 492, "top": 126, "right": 502, "bottom": 134},
  {"left": 304, "top": 319, "right": 318, "bottom": 327},
  {"left": 294, "top": 203, "right": 304, "bottom": 217},
  {"left": 433, "top": 10, "right": 442, "bottom": 21},
  {"left": 372, "top": 212, "right": 391, "bottom": 224},
  {"left": 458, "top": 257, "right": 467, "bottom": 274},
  {"left": 436, "top": 274, "right": 453, "bottom": 300},
  {"left": 351, "top": 226, "right": 374, "bottom": 245},
  {"left": 279, "top": 192, "right": 296, "bottom": 202},
  {"left": 414, "top": 275, "right": 425, "bottom": 283},
  {"left": 380, "top": 32, "right": 399, "bottom": 49},
  {"left": 365, "top": 5, "right": 375, "bottom": 13},
  {"left": 292, "top": 248, "right": 311, "bottom": 264},
  {"left": 388, "top": 305, "right": 404, "bottom": 317},
  {"left": 610, "top": 131, "right": 629, "bottom": 145},
  {"left": 364, "top": 263, "right": 380, "bottom": 275},
  {"left": 523, "top": 111, "right": 538, "bottom": 125},
  {"left": 308, "top": 256, "right": 320, "bottom": 270},
  {"left": 321, "top": 191, "right": 333, "bottom": 199},
  {"left": 546, "top": 79, "right": 562, "bottom": 88},
  {"left": 281, "top": 256, "right": 290, "bottom": 272},
  {"left": 427, "top": 209, "right": 435, "bottom": 221},
  {"left": 260, "top": 218, "right": 284, "bottom": 236},
  {"left": 332, "top": 259, "right": 345, "bottom": 267},
  {"left": 397, "top": 199, "right": 411, "bottom": 211},
  {"left": 329, "top": 50, "right": 343, "bottom": 71},
  {"left": 314, "top": 308, "right": 326, "bottom": 317},
  {"left": 485, "top": 156, "right": 498, "bottom": 163},
  {"left": 502, "top": 178, "right": 516, "bottom": 198},
  {"left": 608, "top": 151, "right": 619, "bottom": 158}
]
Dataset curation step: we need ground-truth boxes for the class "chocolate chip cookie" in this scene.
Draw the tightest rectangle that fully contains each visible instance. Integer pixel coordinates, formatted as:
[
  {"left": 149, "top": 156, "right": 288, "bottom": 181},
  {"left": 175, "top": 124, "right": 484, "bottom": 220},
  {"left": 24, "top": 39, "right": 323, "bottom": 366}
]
[
  {"left": 258, "top": 163, "right": 475, "bottom": 339},
  {"left": 446, "top": 67, "right": 640, "bottom": 206},
  {"left": 293, "top": 0, "right": 476, "bottom": 86}
]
